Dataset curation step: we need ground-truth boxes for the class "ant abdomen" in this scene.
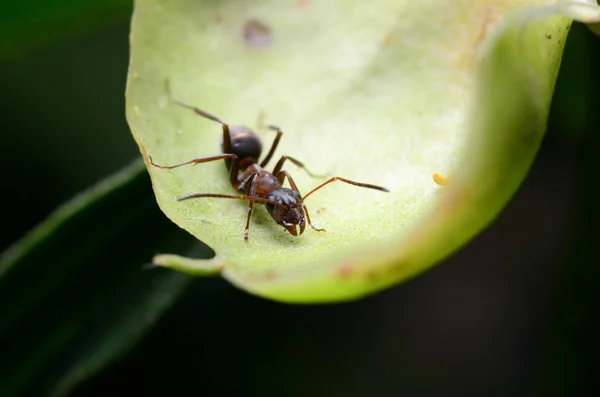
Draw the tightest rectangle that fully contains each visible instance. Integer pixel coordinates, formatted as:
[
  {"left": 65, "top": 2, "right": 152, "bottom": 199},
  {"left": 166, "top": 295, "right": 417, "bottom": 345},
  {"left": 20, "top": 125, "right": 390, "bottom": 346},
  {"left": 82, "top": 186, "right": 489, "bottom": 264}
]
[{"left": 224, "top": 126, "right": 263, "bottom": 168}]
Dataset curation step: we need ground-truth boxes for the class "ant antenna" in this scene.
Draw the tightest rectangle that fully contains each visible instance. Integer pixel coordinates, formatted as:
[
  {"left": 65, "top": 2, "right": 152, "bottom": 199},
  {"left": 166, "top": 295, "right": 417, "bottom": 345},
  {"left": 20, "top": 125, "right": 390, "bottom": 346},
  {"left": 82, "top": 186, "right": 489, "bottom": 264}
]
[
  {"left": 298, "top": 177, "right": 389, "bottom": 206},
  {"left": 164, "top": 78, "right": 228, "bottom": 125},
  {"left": 178, "top": 193, "right": 286, "bottom": 208}
]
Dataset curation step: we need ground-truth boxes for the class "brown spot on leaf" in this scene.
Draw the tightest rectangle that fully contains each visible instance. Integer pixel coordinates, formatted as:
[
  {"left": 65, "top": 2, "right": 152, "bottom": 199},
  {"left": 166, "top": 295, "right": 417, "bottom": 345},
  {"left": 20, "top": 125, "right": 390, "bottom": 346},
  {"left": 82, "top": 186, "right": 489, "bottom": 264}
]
[
  {"left": 243, "top": 19, "right": 272, "bottom": 48},
  {"left": 296, "top": 0, "right": 309, "bottom": 9},
  {"left": 455, "top": 2, "right": 502, "bottom": 72},
  {"left": 244, "top": 270, "right": 277, "bottom": 283},
  {"left": 265, "top": 269, "right": 278, "bottom": 281},
  {"left": 474, "top": 3, "right": 502, "bottom": 50},
  {"left": 336, "top": 263, "right": 355, "bottom": 279},
  {"left": 380, "top": 32, "right": 396, "bottom": 47},
  {"left": 437, "top": 182, "right": 475, "bottom": 219},
  {"left": 365, "top": 270, "right": 381, "bottom": 280},
  {"left": 387, "top": 260, "right": 409, "bottom": 275}
]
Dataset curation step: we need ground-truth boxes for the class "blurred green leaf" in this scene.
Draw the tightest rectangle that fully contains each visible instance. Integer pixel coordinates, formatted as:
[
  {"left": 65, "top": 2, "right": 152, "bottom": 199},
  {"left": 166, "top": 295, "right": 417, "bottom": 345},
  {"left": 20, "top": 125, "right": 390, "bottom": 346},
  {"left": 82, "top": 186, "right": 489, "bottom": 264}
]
[
  {"left": 0, "top": 160, "right": 210, "bottom": 397},
  {"left": 127, "top": 0, "right": 598, "bottom": 303},
  {"left": 537, "top": 20, "right": 600, "bottom": 396},
  {"left": 0, "top": 0, "right": 132, "bottom": 59},
  {"left": 586, "top": 21, "right": 600, "bottom": 36}
]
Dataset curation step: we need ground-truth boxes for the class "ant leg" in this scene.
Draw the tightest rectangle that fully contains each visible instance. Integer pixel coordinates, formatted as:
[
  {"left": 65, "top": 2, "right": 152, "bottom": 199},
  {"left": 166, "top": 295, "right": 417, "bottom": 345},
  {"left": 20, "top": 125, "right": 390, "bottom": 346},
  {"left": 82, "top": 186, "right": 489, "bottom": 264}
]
[
  {"left": 241, "top": 173, "right": 260, "bottom": 242},
  {"left": 165, "top": 79, "right": 229, "bottom": 125},
  {"left": 177, "top": 175, "right": 277, "bottom": 242},
  {"left": 164, "top": 79, "right": 233, "bottom": 162},
  {"left": 303, "top": 204, "right": 326, "bottom": 232},
  {"left": 298, "top": 177, "right": 389, "bottom": 205},
  {"left": 150, "top": 153, "right": 240, "bottom": 189},
  {"left": 237, "top": 171, "right": 258, "bottom": 193},
  {"left": 275, "top": 170, "right": 299, "bottom": 190},
  {"left": 149, "top": 153, "right": 237, "bottom": 169},
  {"left": 272, "top": 155, "right": 328, "bottom": 179},
  {"left": 259, "top": 125, "right": 283, "bottom": 168},
  {"left": 178, "top": 193, "right": 284, "bottom": 208},
  {"left": 162, "top": 80, "right": 240, "bottom": 184},
  {"left": 262, "top": 126, "right": 327, "bottom": 177},
  {"left": 276, "top": 170, "right": 325, "bottom": 232}
]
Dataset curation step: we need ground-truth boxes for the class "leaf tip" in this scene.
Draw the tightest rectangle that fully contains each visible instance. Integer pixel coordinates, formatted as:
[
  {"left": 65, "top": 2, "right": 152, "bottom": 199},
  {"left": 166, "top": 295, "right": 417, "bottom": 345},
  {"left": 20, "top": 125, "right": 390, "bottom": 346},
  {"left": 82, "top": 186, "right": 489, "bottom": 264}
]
[{"left": 152, "top": 253, "right": 223, "bottom": 275}]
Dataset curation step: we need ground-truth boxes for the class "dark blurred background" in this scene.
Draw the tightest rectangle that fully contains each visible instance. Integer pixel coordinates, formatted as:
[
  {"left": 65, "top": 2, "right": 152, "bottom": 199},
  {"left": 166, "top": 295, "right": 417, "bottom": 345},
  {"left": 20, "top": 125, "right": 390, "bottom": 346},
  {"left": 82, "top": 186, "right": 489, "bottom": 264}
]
[{"left": 0, "top": 12, "right": 598, "bottom": 397}]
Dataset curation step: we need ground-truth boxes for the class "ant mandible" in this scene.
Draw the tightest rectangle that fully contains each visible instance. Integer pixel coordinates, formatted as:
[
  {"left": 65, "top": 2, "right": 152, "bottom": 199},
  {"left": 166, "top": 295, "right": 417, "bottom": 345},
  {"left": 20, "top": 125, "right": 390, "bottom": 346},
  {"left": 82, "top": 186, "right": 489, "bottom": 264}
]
[{"left": 149, "top": 82, "right": 390, "bottom": 242}]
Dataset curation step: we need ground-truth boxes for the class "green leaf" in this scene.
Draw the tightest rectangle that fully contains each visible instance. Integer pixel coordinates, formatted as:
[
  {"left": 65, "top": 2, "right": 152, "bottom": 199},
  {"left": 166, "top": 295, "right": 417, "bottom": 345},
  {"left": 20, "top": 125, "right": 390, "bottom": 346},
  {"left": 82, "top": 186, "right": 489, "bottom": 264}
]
[
  {"left": 0, "top": 160, "right": 212, "bottom": 397},
  {"left": 126, "top": 0, "right": 600, "bottom": 303},
  {"left": 0, "top": 0, "right": 132, "bottom": 59}
]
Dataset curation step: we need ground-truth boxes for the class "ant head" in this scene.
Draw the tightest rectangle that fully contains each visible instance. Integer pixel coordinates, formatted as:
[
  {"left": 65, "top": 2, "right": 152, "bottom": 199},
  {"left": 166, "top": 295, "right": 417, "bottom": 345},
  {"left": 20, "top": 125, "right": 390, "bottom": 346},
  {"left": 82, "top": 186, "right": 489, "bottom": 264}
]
[{"left": 265, "top": 188, "right": 306, "bottom": 236}]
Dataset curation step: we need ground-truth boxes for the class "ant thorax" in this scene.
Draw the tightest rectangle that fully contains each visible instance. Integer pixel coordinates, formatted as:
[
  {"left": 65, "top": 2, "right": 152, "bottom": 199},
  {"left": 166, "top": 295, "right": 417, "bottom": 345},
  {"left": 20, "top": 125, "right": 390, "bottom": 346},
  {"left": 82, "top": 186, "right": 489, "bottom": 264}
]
[{"left": 237, "top": 165, "right": 281, "bottom": 197}]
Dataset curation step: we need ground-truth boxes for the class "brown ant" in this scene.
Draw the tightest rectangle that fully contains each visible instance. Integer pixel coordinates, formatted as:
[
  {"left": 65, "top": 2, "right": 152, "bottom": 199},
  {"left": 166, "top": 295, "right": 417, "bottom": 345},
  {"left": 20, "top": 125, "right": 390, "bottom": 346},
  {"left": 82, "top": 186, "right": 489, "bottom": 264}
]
[{"left": 149, "top": 83, "right": 390, "bottom": 241}]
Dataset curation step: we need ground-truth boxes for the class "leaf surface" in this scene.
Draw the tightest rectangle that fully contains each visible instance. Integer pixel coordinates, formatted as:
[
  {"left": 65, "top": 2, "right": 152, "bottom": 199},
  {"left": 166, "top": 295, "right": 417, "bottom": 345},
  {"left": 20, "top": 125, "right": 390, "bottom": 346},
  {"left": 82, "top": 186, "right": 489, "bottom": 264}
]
[{"left": 127, "top": 0, "right": 600, "bottom": 302}]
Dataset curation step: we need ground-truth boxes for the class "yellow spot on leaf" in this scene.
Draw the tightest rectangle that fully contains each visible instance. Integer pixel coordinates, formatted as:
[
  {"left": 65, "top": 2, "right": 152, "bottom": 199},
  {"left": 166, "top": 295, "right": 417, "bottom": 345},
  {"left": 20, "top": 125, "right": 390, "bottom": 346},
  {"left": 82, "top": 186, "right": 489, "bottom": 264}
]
[{"left": 432, "top": 173, "right": 449, "bottom": 185}]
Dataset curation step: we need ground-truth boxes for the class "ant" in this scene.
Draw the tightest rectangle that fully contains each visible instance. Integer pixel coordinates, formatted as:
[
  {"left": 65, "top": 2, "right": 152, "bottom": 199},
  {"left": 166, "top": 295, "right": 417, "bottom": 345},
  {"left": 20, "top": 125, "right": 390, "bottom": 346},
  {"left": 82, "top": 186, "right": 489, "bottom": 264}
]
[{"left": 149, "top": 82, "right": 390, "bottom": 242}]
